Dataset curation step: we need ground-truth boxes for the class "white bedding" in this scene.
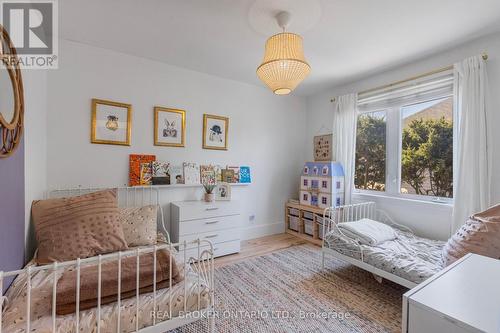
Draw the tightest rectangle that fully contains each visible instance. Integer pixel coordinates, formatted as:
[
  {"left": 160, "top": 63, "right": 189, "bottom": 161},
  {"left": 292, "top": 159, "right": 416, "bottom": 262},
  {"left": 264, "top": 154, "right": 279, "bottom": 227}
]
[
  {"left": 325, "top": 227, "right": 445, "bottom": 284},
  {"left": 337, "top": 218, "right": 397, "bottom": 245},
  {"left": 2, "top": 260, "right": 210, "bottom": 333}
]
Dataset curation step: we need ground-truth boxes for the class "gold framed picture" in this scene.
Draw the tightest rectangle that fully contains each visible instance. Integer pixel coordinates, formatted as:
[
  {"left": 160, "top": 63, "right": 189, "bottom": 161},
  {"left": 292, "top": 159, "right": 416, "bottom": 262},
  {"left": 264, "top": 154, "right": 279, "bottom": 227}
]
[
  {"left": 91, "top": 98, "right": 132, "bottom": 146},
  {"left": 203, "top": 114, "right": 228, "bottom": 150},
  {"left": 154, "top": 107, "right": 186, "bottom": 147}
]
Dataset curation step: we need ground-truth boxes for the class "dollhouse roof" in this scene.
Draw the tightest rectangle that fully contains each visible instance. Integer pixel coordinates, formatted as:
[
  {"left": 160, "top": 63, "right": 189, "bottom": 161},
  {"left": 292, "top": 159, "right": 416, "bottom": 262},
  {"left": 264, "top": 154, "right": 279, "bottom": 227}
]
[{"left": 302, "top": 161, "right": 344, "bottom": 177}]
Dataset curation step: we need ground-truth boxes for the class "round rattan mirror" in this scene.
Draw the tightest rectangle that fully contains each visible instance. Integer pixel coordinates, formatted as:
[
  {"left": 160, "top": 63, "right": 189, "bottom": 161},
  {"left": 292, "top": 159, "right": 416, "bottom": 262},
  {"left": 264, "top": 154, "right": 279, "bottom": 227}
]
[{"left": 0, "top": 24, "right": 24, "bottom": 158}]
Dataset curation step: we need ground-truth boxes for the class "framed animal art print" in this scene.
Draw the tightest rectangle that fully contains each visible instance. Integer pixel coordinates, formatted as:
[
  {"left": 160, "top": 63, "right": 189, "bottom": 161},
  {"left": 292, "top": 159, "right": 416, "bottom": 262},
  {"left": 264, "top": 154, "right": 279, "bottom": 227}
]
[
  {"left": 203, "top": 114, "right": 228, "bottom": 150},
  {"left": 91, "top": 98, "right": 132, "bottom": 146},
  {"left": 154, "top": 107, "right": 186, "bottom": 147}
]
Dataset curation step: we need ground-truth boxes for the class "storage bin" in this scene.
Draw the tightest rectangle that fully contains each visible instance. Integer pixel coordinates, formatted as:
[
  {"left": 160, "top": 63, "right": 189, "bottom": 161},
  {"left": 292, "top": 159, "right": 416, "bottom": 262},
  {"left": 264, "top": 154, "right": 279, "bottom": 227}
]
[
  {"left": 303, "top": 211, "right": 314, "bottom": 220},
  {"left": 288, "top": 215, "right": 300, "bottom": 232},
  {"left": 304, "top": 218, "right": 314, "bottom": 236},
  {"left": 288, "top": 208, "right": 300, "bottom": 217}
]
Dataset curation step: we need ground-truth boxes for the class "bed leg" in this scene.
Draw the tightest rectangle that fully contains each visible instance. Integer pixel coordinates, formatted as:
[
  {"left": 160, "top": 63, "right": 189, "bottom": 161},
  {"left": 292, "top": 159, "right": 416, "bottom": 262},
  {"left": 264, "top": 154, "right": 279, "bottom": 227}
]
[
  {"left": 321, "top": 250, "right": 325, "bottom": 269},
  {"left": 208, "top": 315, "right": 215, "bottom": 333},
  {"left": 372, "top": 273, "right": 383, "bottom": 284}
]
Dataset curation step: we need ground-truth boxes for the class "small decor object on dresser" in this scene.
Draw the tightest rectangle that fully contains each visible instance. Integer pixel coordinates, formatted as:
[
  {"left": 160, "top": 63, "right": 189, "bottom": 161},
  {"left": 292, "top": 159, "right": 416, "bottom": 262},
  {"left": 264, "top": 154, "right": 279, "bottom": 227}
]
[
  {"left": 203, "top": 184, "right": 216, "bottom": 202},
  {"left": 239, "top": 166, "right": 251, "bottom": 183},
  {"left": 169, "top": 165, "right": 184, "bottom": 184},
  {"left": 221, "top": 168, "right": 235, "bottom": 183},
  {"left": 216, "top": 182, "right": 231, "bottom": 201},
  {"left": 203, "top": 114, "right": 228, "bottom": 150},
  {"left": 227, "top": 166, "right": 240, "bottom": 182},
  {"left": 91, "top": 98, "right": 132, "bottom": 146},
  {"left": 151, "top": 161, "right": 170, "bottom": 185},
  {"left": 129, "top": 154, "right": 156, "bottom": 186},
  {"left": 154, "top": 107, "right": 186, "bottom": 147},
  {"left": 183, "top": 162, "right": 200, "bottom": 184},
  {"left": 314, "top": 134, "right": 334, "bottom": 161}
]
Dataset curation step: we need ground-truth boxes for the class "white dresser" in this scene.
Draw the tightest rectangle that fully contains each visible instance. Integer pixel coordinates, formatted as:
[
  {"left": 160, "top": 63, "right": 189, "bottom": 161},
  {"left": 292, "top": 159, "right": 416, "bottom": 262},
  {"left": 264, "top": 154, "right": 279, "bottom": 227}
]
[
  {"left": 403, "top": 253, "right": 500, "bottom": 333},
  {"left": 170, "top": 201, "right": 241, "bottom": 258}
]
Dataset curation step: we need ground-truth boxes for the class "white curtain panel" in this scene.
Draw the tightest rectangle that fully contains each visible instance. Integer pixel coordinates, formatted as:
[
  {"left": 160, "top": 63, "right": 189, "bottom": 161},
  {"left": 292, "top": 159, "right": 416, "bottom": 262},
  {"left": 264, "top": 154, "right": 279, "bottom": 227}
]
[
  {"left": 452, "top": 55, "right": 492, "bottom": 232},
  {"left": 334, "top": 93, "right": 358, "bottom": 205}
]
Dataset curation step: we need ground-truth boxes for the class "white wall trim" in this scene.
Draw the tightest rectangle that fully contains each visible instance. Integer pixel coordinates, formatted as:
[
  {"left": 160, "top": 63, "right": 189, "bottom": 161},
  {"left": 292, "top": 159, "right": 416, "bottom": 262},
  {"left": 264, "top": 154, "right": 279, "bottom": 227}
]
[{"left": 241, "top": 222, "right": 285, "bottom": 240}]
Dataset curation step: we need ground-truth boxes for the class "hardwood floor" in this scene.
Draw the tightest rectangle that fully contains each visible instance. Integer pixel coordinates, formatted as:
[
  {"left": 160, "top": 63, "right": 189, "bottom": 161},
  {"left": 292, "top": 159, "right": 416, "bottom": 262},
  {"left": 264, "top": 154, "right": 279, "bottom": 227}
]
[{"left": 214, "top": 233, "right": 318, "bottom": 268}]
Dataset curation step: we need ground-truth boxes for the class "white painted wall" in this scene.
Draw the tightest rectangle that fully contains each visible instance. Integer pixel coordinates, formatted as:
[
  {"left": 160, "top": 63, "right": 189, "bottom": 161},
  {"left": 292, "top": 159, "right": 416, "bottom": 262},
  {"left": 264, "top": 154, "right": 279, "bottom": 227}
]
[
  {"left": 23, "top": 69, "right": 48, "bottom": 260},
  {"left": 45, "top": 40, "right": 307, "bottom": 240},
  {"left": 306, "top": 32, "right": 500, "bottom": 240}
]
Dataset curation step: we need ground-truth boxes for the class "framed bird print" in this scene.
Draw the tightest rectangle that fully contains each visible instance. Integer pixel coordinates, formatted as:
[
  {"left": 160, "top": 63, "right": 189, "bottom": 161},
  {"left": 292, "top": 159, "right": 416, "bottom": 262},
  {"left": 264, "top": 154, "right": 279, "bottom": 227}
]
[
  {"left": 203, "top": 114, "right": 228, "bottom": 150},
  {"left": 91, "top": 98, "right": 132, "bottom": 146},
  {"left": 154, "top": 107, "right": 186, "bottom": 147}
]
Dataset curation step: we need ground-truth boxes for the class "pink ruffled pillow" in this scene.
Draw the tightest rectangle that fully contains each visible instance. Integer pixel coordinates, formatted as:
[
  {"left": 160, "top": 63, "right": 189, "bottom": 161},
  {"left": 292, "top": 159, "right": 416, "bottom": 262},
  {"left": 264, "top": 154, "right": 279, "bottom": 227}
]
[{"left": 443, "top": 204, "right": 500, "bottom": 266}]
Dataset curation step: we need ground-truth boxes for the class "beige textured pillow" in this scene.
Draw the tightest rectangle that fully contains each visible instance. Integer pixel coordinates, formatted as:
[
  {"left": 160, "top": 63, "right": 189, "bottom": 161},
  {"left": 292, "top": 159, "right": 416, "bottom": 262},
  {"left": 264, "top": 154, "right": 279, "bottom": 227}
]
[
  {"left": 443, "top": 204, "right": 500, "bottom": 266},
  {"left": 32, "top": 189, "right": 129, "bottom": 264},
  {"left": 118, "top": 205, "right": 158, "bottom": 246}
]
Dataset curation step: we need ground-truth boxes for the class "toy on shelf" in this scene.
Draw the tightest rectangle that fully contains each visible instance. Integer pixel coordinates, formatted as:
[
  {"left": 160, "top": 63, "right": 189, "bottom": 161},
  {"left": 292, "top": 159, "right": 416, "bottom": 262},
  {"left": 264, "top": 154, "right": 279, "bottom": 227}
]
[{"left": 299, "top": 161, "right": 344, "bottom": 209}]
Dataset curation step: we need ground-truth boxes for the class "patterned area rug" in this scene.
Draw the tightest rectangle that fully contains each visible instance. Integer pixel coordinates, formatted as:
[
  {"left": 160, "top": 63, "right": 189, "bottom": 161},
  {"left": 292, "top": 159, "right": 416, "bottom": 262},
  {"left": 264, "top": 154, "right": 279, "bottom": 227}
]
[{"left": 172, "top": 244, "right": 406, "bottom": 333}]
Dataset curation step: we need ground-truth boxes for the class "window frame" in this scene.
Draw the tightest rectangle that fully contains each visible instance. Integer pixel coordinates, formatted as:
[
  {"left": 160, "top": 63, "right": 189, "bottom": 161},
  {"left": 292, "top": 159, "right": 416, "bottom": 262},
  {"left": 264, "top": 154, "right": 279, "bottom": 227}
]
[{"left": 354, "top": 93, "right": 455, "bottom": 205}]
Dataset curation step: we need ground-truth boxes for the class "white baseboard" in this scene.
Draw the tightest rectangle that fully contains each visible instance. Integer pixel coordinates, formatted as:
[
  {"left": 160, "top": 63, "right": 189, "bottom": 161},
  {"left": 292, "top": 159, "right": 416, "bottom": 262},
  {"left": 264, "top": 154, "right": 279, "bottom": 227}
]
[{"left": 241, "top": 222, "right": 285, "bottom": 240}]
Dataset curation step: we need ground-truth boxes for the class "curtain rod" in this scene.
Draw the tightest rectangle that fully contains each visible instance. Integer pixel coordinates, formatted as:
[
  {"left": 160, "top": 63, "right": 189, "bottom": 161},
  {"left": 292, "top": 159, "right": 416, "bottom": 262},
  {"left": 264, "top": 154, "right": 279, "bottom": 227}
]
[{"left": 330, "top": 53, "right": 488, "bottom": 102}]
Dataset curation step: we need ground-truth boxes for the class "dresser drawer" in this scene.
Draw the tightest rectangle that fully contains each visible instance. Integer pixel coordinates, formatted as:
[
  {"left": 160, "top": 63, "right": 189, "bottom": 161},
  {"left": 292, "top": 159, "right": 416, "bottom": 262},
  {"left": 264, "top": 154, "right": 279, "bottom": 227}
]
[
  {"left": 179, "top": 227, "right": 240, "bottom": 244},
  {"left": 175, "top": 201, "right": 240, "bottom": 221},
  {"left": 179, "top": 215, "right": 240, "bottom": 236},
  {"left": 181, "top": 240, "right": 241, "bottom": 259},
  {"left": 408, "top": 303, "right": 470, "bottom": 333}
]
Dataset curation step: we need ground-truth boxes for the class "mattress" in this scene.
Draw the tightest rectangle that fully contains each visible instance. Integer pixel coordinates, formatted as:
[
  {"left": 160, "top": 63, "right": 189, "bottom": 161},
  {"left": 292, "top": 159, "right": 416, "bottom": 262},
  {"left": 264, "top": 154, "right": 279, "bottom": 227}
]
[
  {"left": 324, "top": 227, "right": 445, "bottom": 284},
  {"left": 2, "top": 259, "right": 210, "bottom": 333}
]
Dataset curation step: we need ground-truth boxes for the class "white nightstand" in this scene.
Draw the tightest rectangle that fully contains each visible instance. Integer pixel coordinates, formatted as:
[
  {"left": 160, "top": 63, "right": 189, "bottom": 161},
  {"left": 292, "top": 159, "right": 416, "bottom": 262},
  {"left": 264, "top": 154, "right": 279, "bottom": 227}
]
[
  {"left": 170, "top": 200, "right": 241, "bottom": 258},
  {"left": 403, "top": 253, "right": 500, "bottom": 333}
]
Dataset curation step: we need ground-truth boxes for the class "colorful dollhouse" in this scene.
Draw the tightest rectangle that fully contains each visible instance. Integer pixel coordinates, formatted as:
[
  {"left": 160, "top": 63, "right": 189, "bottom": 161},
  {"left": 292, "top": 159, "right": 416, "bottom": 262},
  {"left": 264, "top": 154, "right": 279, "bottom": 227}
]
[{"left": 299, "top": 161, "right": 345, "bottom": 209}]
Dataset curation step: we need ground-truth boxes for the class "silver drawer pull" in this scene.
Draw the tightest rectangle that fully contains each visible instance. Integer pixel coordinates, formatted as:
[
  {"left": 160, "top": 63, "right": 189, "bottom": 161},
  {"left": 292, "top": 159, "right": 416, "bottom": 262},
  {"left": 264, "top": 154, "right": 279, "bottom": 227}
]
[
  {"left": 205, "top": 221, "right": 219, "bottom": 225},
  {"left": 205, "top": 207, "right": 219, "bottom": 211},
  {"left": 205, "top": 234, "right": 218, "bottom": 239}
]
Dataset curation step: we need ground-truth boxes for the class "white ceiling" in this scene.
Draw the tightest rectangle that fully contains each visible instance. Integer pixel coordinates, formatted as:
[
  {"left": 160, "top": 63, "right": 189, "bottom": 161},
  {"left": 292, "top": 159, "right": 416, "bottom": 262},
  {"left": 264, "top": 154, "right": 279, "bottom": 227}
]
[{"left": 59, "top": 0, "right": 500, "bottom": 96}]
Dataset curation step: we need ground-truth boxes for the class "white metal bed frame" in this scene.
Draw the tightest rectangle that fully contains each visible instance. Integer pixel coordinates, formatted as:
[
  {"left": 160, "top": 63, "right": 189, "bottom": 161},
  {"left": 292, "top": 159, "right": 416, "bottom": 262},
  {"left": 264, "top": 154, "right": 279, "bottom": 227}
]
[
  {"left": 0, "top": 186, "right": 215, "bottom": 333},
  {"left": 321, "top": 201, "right": 418, "bottom": 289}
]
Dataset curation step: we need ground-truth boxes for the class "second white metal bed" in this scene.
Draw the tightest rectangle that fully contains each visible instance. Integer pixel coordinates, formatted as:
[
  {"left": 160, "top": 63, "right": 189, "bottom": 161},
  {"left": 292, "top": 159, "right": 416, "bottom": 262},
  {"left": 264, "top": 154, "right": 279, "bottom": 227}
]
[
  {"left": 0, "top": 186, "right": 215, "bottom": 333},
  {"left": 321, "top": 202, "right": 445, "bottom": 289}
]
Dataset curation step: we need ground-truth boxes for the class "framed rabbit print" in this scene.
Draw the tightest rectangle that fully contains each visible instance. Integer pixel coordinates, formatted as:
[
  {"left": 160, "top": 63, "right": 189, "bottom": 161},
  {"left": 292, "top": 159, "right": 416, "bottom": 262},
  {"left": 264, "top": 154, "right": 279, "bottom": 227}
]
[
  {"left": 91, "top": 98, "right": 132, "bottom": 146},
  {"left": 154, "top": 107, "right": 186, "bottom": 147}
]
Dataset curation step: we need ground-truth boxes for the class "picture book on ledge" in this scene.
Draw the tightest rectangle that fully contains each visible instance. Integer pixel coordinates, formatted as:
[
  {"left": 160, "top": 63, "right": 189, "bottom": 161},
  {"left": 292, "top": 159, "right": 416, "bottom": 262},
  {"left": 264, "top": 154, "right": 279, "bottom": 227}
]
[
  {"left": 183, "top": 162, "right": 200, "bottom": 184},
  {"left": 128, "top": 154, "right": 251, "bottom": 186},
  {"left": 151, "top": 161, "right": 170, "bottom": 185},
  {"left": 129, "top": 154, "right": 156, "bottom": 186}
]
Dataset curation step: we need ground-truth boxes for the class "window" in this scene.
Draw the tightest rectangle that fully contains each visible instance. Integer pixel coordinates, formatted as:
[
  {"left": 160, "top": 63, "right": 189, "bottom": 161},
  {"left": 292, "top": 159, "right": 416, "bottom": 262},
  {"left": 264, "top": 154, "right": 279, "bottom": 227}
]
[
  {"left": 401, "top": 97, "right": 453, "bottom": 198},
  {"left": 355, "top": 111, "right": 386, "bottom": 192},
  {"left": 303, "top": 179, "right": 308, "bottom": 187},
  {"left": 322, "top": 180, "right": 328, "bottom": 188},
  {"left": 321, "top": 197, "right": 328, "bottom": 205},
  {"left": 354, "top": 71, "right": 454, "bottom": 201}
]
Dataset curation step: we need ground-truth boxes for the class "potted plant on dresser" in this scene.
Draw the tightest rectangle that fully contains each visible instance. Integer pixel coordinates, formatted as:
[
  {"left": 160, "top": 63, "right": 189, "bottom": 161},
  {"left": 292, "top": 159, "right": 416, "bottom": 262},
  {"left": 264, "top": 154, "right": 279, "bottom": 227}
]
[{"left": 203, "top": 183, "right": 216, "bottom": 202}]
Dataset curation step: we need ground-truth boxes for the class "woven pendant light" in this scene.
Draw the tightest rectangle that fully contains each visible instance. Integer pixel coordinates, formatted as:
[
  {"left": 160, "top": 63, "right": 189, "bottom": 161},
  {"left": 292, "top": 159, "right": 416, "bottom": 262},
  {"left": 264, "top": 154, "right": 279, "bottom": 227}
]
[{"left": 257, "top": 12, "right": 311, "bottom": 95}]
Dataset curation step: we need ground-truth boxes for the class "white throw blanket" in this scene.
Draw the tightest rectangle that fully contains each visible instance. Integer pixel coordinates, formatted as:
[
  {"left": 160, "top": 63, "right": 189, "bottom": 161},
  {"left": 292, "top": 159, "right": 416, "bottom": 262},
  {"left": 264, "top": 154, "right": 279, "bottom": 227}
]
[{"left": 337, "top": 218, "right": 397, "bottom": 246}]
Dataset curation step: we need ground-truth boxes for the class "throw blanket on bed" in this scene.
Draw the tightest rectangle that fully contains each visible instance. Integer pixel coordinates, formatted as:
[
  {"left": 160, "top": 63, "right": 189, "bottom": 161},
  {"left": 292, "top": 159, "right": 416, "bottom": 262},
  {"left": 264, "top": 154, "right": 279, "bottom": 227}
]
[
  {"left": 337, "top": 218, "right": 397, "bottom": 246},
  {"left": 55, "top": 249, "right": 182, "bottom": 315}
]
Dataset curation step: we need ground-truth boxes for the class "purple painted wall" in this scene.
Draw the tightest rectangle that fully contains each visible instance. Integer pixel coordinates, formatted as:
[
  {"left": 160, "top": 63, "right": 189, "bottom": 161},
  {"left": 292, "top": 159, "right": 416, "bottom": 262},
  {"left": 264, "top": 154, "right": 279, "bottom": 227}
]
[{"left": 0, "top": 138, "right": 25, "bottom": 293}]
